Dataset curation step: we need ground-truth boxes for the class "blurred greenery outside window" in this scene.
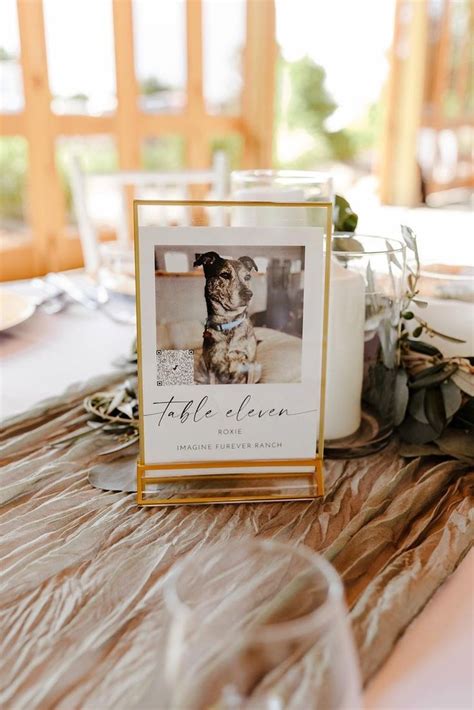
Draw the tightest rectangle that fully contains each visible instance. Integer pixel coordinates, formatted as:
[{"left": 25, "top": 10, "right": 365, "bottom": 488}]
[
  {"left": 56, "top": 136, "right": 119, "bottom": 225},
  {"left": 141, "top": 136, "right": 184, "bottom": 170},
  {"left": 1, "top": 53, "right": 385, "bottom": 233},
  {"left": 211, "top": 135, "right": 243, "bottom": 169},
  {"left": 0, "top": 137, "right": 27, "bottom": 228},
  {"left": 275, "top": 55, "right": 384, "bottom": 169}
]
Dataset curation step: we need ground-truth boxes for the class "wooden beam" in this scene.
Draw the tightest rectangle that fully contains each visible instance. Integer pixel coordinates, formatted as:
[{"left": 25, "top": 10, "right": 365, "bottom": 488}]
[
  {"left": 241, "top": 0, "right": 277, "bottom": 167},
  {"left": 0, "top": 112, "right": 26, "bottom": 135},
  {"left": 139, "top": 112, "right": 243, "bottom": 138},
  {"left": 0, "top": 111, "right": 244, "bottom": 139},
  {"left": 112, "top": 0, "right": 140, "bottom": 170},
  {"left": 56, "top": 114, "right": 116, "bottom": 135},
  {"left": 431, "top": 0, "right": 451, "bottom": 129},
  {"left": 185, "top": 0, "right": 208, "bottom": 169},
  {"left": 0, "top": 234, "right": 36, "bottom": 281},
  {"left": 379, "top": 0, "right": 428, "bottom": 205},
  {"left": 113, "top": 0, "right": 141, "bottom": 240},
  {"left": 17, "top": 0, "right": 65, "bottom": 273},
  {"left": 454, "top": 1, "right": 472, "bottom": 112}
]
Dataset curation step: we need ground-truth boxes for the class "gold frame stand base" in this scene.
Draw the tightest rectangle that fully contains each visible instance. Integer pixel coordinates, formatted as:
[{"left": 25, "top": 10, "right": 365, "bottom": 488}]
[{"left": 136, "top": 459, "right": 324, "bottom": 507}]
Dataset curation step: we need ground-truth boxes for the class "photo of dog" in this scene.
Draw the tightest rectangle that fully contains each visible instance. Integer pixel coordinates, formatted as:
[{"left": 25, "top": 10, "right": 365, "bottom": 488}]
[
  {"left": 193, "top": 251, "right": 261, "bottom": 384},
  {"left": 154, "top": 244, "right": 305, "bottom": 385}
]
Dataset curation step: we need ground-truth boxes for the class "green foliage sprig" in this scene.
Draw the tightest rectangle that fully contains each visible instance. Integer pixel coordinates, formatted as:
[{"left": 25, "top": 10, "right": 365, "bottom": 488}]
[{"left": 395, "top": 226, "right": 472, "bottom": 459}]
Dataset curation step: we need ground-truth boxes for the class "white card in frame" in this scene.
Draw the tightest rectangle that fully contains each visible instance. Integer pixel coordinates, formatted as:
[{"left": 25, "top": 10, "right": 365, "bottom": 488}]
[{"left": 134, "top": 200, "right": 332, "bottom": 506}]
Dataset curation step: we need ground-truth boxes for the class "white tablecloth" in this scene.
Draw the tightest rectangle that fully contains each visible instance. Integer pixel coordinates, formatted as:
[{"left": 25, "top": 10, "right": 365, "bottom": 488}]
[{"left": 1, "top": 283, "right": 472, "bottom": 710}]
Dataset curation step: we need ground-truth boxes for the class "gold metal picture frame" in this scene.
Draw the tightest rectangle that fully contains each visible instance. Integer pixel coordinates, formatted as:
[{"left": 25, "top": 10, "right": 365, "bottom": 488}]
[{"left": 134, "top": 199, "right": 332, "bottom": 506}]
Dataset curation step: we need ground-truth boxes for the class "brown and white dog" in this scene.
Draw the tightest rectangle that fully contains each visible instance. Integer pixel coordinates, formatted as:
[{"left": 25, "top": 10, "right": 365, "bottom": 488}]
[{"left": 194, "top": 251, "right": 261, "bottom": 384}]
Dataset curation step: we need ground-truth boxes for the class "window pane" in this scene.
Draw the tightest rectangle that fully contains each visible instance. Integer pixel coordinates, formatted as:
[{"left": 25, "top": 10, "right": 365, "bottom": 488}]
[
  {"left": 203, "top": 0, "right": 246, "bottom": 115},
  {"left": 44, "top": 0, "right": 116, "bottom": 115},
  {"left": 0, "top": 137, "right": 28, "bottom": 233},
  {"left": 140, "top": 137, "right": 186, "bottom": 218},
  {"left": 133, "top": 0, "right": 186, "bottom": 113},
  {"left": 141, "top": 136, "right": 184, "bottom": 170},
  {"left": 56, "top": 136, "right": 118, "bottom": 224},
  {"left": 0, "top": 0, "right": 23, "bottom": 112},
  {"left": 211, "top": 134, "right": 243, "bottom": 168}
]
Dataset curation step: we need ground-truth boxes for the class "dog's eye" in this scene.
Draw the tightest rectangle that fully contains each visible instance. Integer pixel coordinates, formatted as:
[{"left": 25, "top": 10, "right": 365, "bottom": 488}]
[
  {"left": 220, "top": 272, "right": 231, "bottom": 280},
  {"left": 244, "top": 274, "right": 251, "bottom": 281}
]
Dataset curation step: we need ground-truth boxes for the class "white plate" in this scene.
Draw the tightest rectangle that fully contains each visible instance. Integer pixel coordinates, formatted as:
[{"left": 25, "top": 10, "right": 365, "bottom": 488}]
[
  {"left": 0, "top": 288, "right": 36, "bottom": 332},
  {"left": 98, "top": 267, "right": 136, "bottom": 297}
]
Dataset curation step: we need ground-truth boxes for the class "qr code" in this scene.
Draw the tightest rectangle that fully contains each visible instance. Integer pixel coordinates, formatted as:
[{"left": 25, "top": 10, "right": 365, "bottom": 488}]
[{"left": 156, "top": 349, "right": 194, "bottom": 386}]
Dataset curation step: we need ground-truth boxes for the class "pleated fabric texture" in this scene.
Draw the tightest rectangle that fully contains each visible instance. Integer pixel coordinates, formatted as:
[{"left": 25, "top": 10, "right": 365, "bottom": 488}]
[{"left": 1, "top": 373, "right": 472, "bottom": 709}]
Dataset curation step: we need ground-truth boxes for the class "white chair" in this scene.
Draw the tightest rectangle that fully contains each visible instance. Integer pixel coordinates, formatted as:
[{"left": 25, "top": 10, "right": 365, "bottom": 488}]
[{"left": 69, "top": 151, "right": 230, "bottom": 274}]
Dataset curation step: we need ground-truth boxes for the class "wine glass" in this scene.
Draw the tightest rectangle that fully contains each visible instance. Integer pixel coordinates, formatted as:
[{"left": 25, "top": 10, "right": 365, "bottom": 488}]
[{"left": 163, "top": 539, "right": 361, "bottom": 709}]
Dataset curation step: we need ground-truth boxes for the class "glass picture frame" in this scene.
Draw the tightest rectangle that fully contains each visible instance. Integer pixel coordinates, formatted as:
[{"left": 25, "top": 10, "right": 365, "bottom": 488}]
[{"left": 134, "top": 200, "right": 332, "bottom": 505}]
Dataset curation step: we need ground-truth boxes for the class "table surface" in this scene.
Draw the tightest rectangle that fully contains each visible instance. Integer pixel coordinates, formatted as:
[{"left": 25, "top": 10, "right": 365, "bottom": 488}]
[{"left": 1, "top": 270, "right": 473, "bottom": 709}]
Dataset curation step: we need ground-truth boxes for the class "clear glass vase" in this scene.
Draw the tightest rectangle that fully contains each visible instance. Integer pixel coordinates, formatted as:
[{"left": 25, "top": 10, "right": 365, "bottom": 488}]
[
  {"left": 163, "top": 539, "right": 361, "bottom": 710},
  {"left": 231, "top": 169, "right": 333, "bottom": 228},
  {"left": 413, "top": 263, "right": 474, "bottom": 358},
  {"left": 326, "top": 234, "right": 406, "bottom": 458}
]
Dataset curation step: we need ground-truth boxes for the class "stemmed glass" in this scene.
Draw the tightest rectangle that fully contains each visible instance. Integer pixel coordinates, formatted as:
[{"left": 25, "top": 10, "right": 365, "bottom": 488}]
[{"left": 162, "top": 539, "right": 361, "bottom": 709}]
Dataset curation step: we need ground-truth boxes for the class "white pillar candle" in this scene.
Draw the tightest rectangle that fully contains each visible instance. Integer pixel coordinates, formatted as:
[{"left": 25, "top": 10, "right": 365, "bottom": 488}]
[
  {"left": 412, "top": 299, "right": 474, "bottom": 357},
  {"left": 231, "top": 188, "right": 365, "bottom": 440},
  {"left": 232, "top": 188, "right": 307, "bottom": 227},
  {"left": 326, "top": 261, "right": 365, "bottom": 439}
]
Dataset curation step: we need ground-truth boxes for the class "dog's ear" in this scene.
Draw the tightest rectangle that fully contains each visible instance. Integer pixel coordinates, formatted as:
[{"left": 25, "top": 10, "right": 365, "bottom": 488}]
[
  {"left": 238, "top": 256, "right": 258, "bottom": 272},
  {"left": 194, "top": 251, "right": 222, "bottom": 274}
]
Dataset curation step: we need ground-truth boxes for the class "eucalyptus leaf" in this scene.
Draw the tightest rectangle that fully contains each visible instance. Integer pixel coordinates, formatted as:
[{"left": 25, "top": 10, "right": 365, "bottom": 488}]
[
  {"left": 411, "top": 362, "right": 446, "bottom": 382},
  {"left": 428, "top": 329, "right": 466, "bottom": 344},
  {"left": 106, "top": 388, "right": 126, "bottom": 415},
  {"left": 363, "top": 363, "right": 397, "bottom": 421},
  {"left": 408, "top": 389, "right": 428, "bottom": 424},
  {"left": 335, "top": 194, "right": 350, "bottom": 209},
  {"left": 399, "top": 442, "right": 443, "bottom": 458},
  {"left": 400, "top": 225, "right": 418, "bottom": 256},
  {"left": 440, "top": 380, "right": 463, "bottom": 419},
  {"left": 386, "top": 242, "right": 403, "bottom": 271},
  {"left": 398, "top": 415, "right": 439, "bottom": 444},
  {"left": 333, "top": 194, "right": 358, "bottom": 233},
  {"left": 117, "top": 402, "right": 134, "bottom": 419},
  {"left": 393, "top": 368, "right": 409, "bottom": 425},
  {"left": 436, "top": 428, "right": 474, "bottom": 464},
  {"left": 424, "top": 387, "right": 447, "bottom": 435},
  {"left": 405, "top": 339, "right": 442, "bottom": 357},
  {"left": 409, "top": 363, "right": 458, "bottom": 390},
  {"left": 451, "top": 369, "right": 474, "bottom": 397}
]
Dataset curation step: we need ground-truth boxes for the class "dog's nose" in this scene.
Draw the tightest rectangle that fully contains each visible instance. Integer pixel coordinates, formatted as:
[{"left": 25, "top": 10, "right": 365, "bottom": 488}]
[{"left": 240, "top": 287, "right": 253, "bottom": 300}]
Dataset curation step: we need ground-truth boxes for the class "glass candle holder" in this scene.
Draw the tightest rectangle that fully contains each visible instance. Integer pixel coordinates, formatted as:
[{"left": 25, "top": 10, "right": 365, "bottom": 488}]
[
  {"left": 412, "top": 263, "right": 474, "bottom": 358},
  {"left": 231, "top": 170, "right": 333, "bottom": 227},
  {"left": 163, "top": 539, "right": 361, "bottom": 710},
  {"left": 326, "top": 235, "right": 406, "bottom": 458},
  {"left": 98, "top": 242, "right": 136, "bottom": 296}
]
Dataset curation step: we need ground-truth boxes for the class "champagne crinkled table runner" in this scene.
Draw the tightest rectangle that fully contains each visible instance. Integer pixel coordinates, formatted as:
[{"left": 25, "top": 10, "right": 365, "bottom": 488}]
[{"left": 0, "top": 373, "right": 473, "bottom": 709}]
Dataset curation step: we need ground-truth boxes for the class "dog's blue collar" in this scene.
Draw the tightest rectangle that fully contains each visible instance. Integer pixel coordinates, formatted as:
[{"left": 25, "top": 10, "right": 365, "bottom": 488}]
[{"left": 206, "top": 316, "right": 245, "bottom": 333}]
